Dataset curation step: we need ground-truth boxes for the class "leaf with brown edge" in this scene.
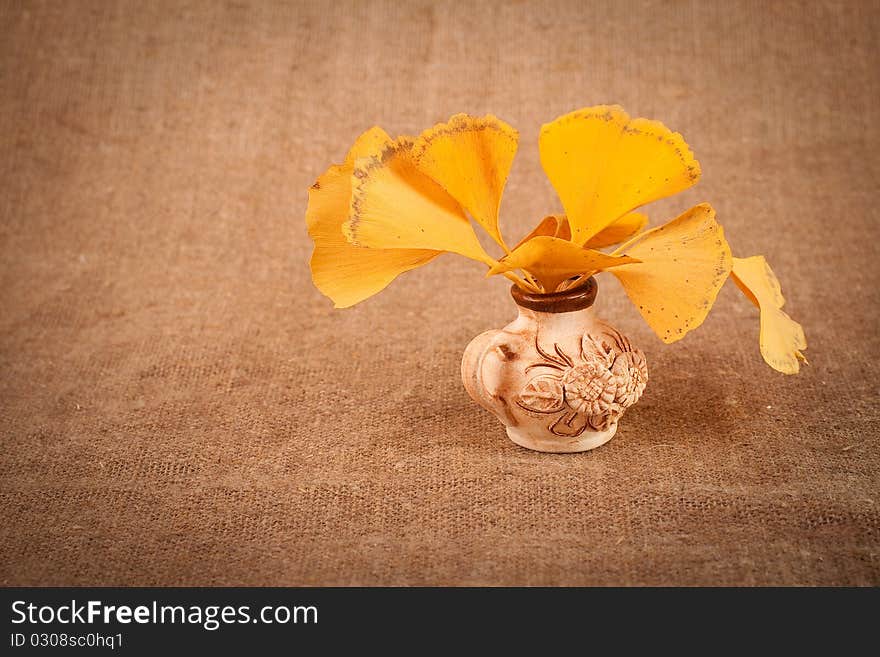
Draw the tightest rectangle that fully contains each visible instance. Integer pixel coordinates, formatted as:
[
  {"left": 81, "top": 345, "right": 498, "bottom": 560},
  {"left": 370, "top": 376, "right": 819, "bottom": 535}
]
[
  {"left": 307, "top": 127, "right": 441, "bottom": 308},
  {"left": 610, "top": 203, "right": 731, "bottom": 343},
  {"left": 412, "top": 114, "right": 518, "bottom": 250},
  {"left": 488, "top": 236, "right": 639, "bottom": 293},
  {"left": 539, "top": 105, "right": 700, "bottom": 245},
  {"left": 731, "top": 255, "right": 807, "bottom": 374},
  {"left": 344, "top": 137, "right": 495, "bottom": 266}
]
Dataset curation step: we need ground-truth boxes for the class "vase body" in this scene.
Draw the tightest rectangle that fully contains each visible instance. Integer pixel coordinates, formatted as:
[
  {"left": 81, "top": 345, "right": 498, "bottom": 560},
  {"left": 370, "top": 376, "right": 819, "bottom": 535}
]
[{"left": 461, "top": 278, "right": 648, "bottom": 453}]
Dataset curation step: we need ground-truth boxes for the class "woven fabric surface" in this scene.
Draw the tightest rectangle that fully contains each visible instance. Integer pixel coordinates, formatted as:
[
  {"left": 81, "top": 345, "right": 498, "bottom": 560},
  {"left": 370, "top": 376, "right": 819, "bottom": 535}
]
[{"left": 1, "top": 0, "right": 878, "bottom": 586}]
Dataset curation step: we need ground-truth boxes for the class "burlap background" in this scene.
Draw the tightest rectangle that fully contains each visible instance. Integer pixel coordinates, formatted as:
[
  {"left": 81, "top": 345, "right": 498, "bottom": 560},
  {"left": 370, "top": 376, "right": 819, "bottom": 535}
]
[{"left": 1, "top": 0, "right": 878, "bottom": 586}]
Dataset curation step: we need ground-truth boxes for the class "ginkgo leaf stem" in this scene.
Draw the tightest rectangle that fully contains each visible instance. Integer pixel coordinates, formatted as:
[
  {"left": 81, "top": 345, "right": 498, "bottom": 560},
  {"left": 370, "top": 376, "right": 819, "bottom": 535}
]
[
  {"left": 521, "top": 270, "right": 542, "bottom": 290},
  {"left": 502, "top": 270, "right": 541, "bottom": 292}
]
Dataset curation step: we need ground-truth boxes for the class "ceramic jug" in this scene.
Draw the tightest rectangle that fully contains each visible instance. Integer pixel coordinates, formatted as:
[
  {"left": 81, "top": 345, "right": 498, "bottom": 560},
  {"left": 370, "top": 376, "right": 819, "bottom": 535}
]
[{"left": 461, "top": 278, "right": 648, "bottom": 452}]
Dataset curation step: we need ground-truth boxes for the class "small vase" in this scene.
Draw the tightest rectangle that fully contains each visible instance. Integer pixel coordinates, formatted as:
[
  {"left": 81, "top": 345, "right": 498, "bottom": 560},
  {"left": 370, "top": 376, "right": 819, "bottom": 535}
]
[{"left": 461, "top": 278, "right": 648, "bottom": 453}]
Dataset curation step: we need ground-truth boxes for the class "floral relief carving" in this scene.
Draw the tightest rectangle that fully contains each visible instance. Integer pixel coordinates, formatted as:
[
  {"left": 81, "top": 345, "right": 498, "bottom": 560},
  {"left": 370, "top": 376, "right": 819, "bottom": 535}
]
[{"left": 516, "top": 323, "right": 648, "bottom": 435}]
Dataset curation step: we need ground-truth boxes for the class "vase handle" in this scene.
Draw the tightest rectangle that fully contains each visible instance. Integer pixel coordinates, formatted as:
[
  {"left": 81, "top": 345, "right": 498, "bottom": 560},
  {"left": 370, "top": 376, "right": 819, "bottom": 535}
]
[{"left": 461, "top": 329, "right": 520, "bottom": 427}]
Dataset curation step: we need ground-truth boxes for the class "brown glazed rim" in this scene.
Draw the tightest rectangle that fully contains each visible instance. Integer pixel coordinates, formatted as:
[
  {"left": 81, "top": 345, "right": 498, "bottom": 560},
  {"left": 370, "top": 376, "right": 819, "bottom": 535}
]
[{"left": 510, "top": 277, "right": 598, "bottom": 313}]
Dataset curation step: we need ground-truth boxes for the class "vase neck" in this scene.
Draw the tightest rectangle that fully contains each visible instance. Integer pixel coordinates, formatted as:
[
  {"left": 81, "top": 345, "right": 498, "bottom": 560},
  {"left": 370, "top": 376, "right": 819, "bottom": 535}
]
[
  {"left": 510, "top": 277, "right": 597, "bottom": 314},
  {"left": 513, "top": 305, "right": 597, "bottom": 334}
]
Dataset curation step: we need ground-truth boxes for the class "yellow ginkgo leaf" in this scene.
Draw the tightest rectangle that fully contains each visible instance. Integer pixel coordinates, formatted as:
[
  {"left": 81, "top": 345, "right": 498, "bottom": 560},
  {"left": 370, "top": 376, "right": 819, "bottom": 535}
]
[
  {"left": 585, "top": 212, "right": 648, "bottom": 249},
  {"left": 514, "top": 211, "right": 646, "bottom": 251},
  {"left": 488, "top": 235, "right": 639, "bottom": 293},
  {"left": 341, "top": 127, "right": 391, "bottom": 168},
  {"left": 344, "top": 138, "right": 495, "bottom": 266},
  {"left": 412, "top": 114, "right": 518, "bottom": 250},
  {"left": 730, "top": 256, "right": 807, "bottom": 374},
  {"left": 513, "top": 215, "right": 571, "bottom": 250},
  {"left": 610, "top": 203, "right": 731, "bottom": 343},
  {"left": 307, "top": 126, "right": 391, "bottom": 238},
  {"left": 307, "top": 127, "right": 441, "bottom": 308},
  {"left": 539, "top": 105, "right": 700, "bottom": 245}
]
